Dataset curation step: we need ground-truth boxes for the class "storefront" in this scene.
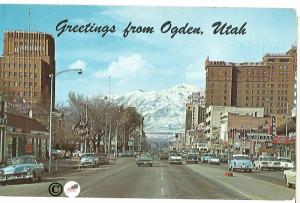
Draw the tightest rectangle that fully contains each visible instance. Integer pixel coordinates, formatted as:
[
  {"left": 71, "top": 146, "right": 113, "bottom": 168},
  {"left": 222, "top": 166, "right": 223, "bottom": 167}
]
[{"left": 0, "top": 112, "right": 48, "bottom": 165}]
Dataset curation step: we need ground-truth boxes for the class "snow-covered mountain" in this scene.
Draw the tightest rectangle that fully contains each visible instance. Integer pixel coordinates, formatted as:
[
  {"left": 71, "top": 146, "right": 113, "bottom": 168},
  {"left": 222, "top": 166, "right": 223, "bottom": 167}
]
[{"left": 113, "top": 84, "right": 201, "bottom": 132}]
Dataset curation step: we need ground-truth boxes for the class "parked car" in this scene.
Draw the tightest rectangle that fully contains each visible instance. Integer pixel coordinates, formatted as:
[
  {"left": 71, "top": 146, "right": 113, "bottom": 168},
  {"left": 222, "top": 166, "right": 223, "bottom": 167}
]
[
  {"left": 277, "top": 157, "right": 295, "bottom": 170},
  {"left": 217, "top": 153, "right": 229, "bottom": 163},
  {"left": 98, "top": 153, "right": 110, "bottom": 165},
  {"left": 253, "top": 155, "right": 281, "bottom": 171},
  {"left": 79, "top": 153, "right": 100, "bottom": 168},
  {"left": 136, "top": 154, "right": 154, "bottom": 167},
  {"left": 186, "top": 153, "right": 199, "bottom": 164},
  {"left": 51, "top": 149, "right": 60, "bottom": 160},
  {"left": 72, "top": 150, "right": 82, "bottom": 158},
  {"left": 283, "top": 168, "right": 296, "bottom": 188},
  {"left": 228, "top": 154, "right": 253, "bottom": 172},
  {"left": 200, "top": 153, "right": 213, "bottom": 163},
  {"left": 0, "top": 155, "right": 44, "bottom": 185},
  {"left": 169, "top": 153, "right": 183, "bottom": 165},
  {"left": 208, "top": 154, "right": 220, "bottom": 165},
  {"left": 119, "top": 151, "right": 134, "bottom": 157},
  {"left": 159, "top": 152, "right": 169, "bottom": 160}
]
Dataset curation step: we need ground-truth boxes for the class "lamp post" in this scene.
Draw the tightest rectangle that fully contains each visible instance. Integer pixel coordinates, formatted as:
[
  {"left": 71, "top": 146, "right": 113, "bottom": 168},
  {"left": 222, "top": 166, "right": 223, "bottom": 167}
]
[{"left": 48, "top": 68, "right": 82, "bottom": 173}]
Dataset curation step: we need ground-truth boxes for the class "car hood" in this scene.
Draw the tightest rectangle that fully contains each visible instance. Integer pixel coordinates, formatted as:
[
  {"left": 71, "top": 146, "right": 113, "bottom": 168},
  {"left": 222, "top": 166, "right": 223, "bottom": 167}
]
[
  {"left": 210, "top": 158, "right": 220, "bottom": 161},
  {"left": 1, "top": 164, "right": 33, "bottom": 175}
]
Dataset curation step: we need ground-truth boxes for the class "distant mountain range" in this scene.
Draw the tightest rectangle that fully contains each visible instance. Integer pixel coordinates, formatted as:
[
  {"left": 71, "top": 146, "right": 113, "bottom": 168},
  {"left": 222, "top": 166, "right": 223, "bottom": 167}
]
[{"left": 113, "top": 84, "right": 201, "bottom": 132}]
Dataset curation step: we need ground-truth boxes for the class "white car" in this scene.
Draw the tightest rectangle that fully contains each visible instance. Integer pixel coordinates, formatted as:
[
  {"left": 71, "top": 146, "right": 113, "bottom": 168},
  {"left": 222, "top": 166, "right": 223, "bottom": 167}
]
[
  {"left": 208, "top": 155, "right": 220, "bottom": 165},
  {"left": 284, "top": 168, "right": 296, "bottom": 188},
  {"left": 169, "top": 153, "right": 183, "bottom": 165},
  {"left": 277, "top": 157, "right": 294, "bottom": 170},
  {"left": 254, "top": 155, "right": 281, "bottom": 171}
]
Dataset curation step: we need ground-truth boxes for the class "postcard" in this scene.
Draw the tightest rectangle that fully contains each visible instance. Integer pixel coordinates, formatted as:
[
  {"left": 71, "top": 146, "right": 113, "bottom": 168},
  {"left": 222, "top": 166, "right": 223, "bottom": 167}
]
[{"left": 0, "top": 3, "right": 297, "bottom": 201}]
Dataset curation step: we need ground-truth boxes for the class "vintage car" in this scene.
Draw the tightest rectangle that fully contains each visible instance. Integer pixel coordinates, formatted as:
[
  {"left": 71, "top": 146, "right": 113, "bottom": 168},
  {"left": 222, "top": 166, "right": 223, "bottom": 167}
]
[
  {"left": 217, "top": 153, "right": 229, "bottom": 163},
  {"left": 186, "top": 153, "right": 199, "bottom": 164},
  {"left": 208, "top": 154, "right": 220, "bottom": 165},
  {"left": 159, "top": 152, "right": 169, "bottom": 160},
  {"left": 119, "top": 151, "right": 134, "bottom": 157},
  {"left": 283, "top": 168, "right": 296, "bottom": 188},
  {"left": 79, "top": 153, "right": 100, "bottom": 168},
  {"left": 0, "top": 155, "right": 44, "bottom": 185},
  {"left": 51, "top": 149, "right": 60, "bottom": 160},
  {"left": 253, "top": 155, "right": 281, "bottom": 171},
  {"left": 169, "top": 153, "right": 183, "bottom": 165},
  {"left": 136, "top": 154, "right": 154, "bottom": 167},
  {"left": 228, "top": 154, "right": 253, "bottom": 172},
  {"left": 200, "top": 153, "right": 213, "bottom": 163},
  {"left": 277, "top": 157, "right": 295, "bottom": 170},
  {"left": 98, "top": 153, "right": 110, "bottom": 165}
]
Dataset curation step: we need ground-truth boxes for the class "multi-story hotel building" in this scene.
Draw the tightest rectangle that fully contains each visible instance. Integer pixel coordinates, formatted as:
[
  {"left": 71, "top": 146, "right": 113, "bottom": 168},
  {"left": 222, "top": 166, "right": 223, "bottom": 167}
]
[
  {"left": 205, "top": 46, "right": 296, "bottom": 116},
  {"left": 0, "top": 31, "right": 55, "bottom": 108},
  {"left": 185, "top": 92, "right": 206, "bottom": 132}
]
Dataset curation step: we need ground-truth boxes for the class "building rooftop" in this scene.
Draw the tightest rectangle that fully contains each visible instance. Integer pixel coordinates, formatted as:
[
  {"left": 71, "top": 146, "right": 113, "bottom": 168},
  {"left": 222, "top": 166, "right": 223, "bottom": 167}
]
[{"left": 7, "top": 113, "right": 48, "bottom": 132}]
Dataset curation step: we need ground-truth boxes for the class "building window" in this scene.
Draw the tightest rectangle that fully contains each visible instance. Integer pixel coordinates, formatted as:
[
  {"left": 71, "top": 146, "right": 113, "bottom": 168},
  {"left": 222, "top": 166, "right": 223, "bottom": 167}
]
[
  {"left": 19, "top": 82, "right": 23, "bottom": 87},
  {"left": 14, "top": 82, "right": 18, "bottom": 87}
]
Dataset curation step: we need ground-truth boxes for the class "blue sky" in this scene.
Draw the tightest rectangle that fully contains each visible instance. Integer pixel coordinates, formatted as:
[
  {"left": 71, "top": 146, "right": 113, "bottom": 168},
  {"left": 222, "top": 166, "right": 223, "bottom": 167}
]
[{"left": 0, "top": 5, "right": 297, "bottom": 105}]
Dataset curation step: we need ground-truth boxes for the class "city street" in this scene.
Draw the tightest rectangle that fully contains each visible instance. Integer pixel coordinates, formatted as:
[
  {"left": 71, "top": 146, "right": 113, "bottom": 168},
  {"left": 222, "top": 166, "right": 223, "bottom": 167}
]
[{"left": 0, "top": 157, "right": 295, "bottom": 200}]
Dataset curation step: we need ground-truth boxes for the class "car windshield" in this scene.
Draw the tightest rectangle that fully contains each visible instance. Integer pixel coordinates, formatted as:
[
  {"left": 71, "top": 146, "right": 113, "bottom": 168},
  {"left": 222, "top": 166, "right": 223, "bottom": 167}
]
[
  {"left": 11, "top": 156, "right": 36, "bottom": 165},
  {"left": 203, "top": 154, "right": 212, "bottom": 157},
  {"left": 262, "top": 156, "right": 275, "bottom": 161},
  {"left": 277, "top": 158, "right": 292, "bottom": 162},
  {"left": 233, "top": 156, "right": 250, "bottom": 160},
  {"left": 82, "top": 154, "right": 96, "bottom": 158},
  {"left": 188, "top": 154, "right": 197, "bottom": 158},
  {"left": 171, "top": 153, "right": 181, "bottom": 156}
]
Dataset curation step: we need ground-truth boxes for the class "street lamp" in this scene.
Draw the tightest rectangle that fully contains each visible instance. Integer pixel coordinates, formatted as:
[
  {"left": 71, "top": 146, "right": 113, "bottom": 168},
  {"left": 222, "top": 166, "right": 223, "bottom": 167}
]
[{"left": 48, "top": 68, "right": 82, "bottom": 173}]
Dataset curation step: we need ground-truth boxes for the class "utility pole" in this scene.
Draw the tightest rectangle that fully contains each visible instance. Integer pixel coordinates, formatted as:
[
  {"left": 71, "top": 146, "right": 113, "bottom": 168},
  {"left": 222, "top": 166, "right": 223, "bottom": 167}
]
[
  {"left": 104, "top": 113, "right": 108, "bottom": 154},
  {"left": 85, "top": 103, "right": 88, "bottom": 153},
  {"left": 285, "top": 102, "right": 289, "bottom": 157},
  {"left": 108, "top": 122, "right": 111, "bottom": 153},
  {"left": 115, "top": 121, "right": 118, "bottom": 157},
  {"left": 123, "top": 126, "right": 126, "bottom": 151}
]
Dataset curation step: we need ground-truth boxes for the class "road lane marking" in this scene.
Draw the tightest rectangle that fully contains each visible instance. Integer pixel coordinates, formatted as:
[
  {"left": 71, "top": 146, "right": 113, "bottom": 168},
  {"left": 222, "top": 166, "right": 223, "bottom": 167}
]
[
  {"left": 161, "top": 187, "right": 164, "bottom": 196},
  {"left": 161, "top": 172, "right": 164, "bottom": 182}
]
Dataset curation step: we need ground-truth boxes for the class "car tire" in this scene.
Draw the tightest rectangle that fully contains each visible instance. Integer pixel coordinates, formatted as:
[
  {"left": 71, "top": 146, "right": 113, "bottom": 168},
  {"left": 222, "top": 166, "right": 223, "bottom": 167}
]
[
  {"left": 150, "top": 164, "right": 153, "bottom": 167},
  {"left": 138, "top": 164, "right": 140, "bottom": 167},
  {"left": 38, "top": 175, "right": 42, "bottom": 182},
  {"left": 31, "top": 172, "right": 36, "bottom": 183},
  {"left": 249, "top": 169, "right": 252, "bottom": 173}
]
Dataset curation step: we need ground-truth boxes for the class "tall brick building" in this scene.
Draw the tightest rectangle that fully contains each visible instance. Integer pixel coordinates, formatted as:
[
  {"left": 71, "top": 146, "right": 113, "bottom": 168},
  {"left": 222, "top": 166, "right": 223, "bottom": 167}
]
[
  {"left": 0, "top": 31, "right": 55, "bottom": 108},
  {"left": 205, "top": 46, "right": 296, "bottom": 116}
]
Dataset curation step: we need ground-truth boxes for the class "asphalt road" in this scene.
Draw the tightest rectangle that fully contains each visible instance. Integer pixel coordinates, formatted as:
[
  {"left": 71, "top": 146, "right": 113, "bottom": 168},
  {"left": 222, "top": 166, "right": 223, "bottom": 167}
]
[{"left": 0, "top": 157, "right": 295, "bottom": 200}]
